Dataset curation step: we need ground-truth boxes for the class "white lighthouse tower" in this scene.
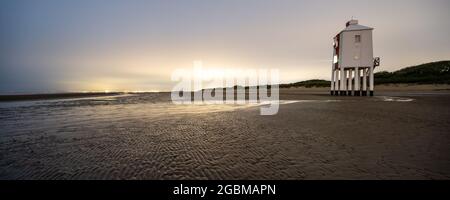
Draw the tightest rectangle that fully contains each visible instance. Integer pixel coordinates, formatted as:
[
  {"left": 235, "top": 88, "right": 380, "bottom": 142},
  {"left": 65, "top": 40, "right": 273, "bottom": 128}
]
[{"left": 330, "top": 19, "right": 380, "bottom": 96}]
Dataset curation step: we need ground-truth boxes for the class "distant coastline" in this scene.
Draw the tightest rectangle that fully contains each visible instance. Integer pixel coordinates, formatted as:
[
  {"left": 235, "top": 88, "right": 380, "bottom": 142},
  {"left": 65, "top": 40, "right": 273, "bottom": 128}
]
[
  {"left": 1, "top": 61, "right": 449, "bottom": 102},
  {"left": 0, "top": 92, "right": 123, "bottom": 102},
  {"left": 280, "top": 60, "right": 450, "bottom": 88}
]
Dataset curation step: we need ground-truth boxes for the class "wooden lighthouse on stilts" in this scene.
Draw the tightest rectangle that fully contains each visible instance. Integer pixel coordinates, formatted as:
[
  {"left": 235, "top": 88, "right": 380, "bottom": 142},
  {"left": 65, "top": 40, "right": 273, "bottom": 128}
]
[{"left": 331, "top": 19, "right": 380, "bottom": 96}]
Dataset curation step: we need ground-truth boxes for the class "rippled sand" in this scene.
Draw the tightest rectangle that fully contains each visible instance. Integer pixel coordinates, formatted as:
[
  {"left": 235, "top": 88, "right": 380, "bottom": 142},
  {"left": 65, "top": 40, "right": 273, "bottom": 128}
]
[{"left": 0, "top": 91, "right": 449, "bottom": 179}]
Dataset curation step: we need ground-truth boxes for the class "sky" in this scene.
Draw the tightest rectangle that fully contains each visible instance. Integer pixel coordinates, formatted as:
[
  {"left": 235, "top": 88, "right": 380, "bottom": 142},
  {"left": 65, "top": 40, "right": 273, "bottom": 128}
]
[{"left": 1, "top": 0, "right": 449, "bottom": 93}]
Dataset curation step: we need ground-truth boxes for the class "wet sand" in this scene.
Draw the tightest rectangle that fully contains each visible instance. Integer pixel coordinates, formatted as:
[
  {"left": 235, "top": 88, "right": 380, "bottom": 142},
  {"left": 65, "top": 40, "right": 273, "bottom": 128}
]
[{"left": 0, "top": 89, "right": 449, "bottom": 179}]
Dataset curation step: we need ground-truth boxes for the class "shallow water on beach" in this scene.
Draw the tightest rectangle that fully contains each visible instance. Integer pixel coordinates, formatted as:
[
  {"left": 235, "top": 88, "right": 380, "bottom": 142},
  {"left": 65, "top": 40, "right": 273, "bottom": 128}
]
[{"left": 0, "top": 93, "right": 412, "bottom": 138}]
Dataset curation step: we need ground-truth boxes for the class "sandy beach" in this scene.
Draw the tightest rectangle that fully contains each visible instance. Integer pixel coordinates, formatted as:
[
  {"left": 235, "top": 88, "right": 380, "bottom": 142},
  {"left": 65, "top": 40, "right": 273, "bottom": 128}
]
[{"left": 0, "top": 86, "right": 449, "bottom": 180}]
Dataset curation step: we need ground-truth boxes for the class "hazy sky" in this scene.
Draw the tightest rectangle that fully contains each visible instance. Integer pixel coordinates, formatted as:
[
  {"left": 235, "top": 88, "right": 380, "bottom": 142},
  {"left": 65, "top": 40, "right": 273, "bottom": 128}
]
[{"left": 1, "top": 0, "right": 449, "bottom": 93}]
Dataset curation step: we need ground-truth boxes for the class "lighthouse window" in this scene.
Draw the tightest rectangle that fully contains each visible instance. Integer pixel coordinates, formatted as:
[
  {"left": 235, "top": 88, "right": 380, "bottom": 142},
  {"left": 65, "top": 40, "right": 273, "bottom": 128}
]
[{"left": 355, "top": 35, "right": 361, "bottom": 43}]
